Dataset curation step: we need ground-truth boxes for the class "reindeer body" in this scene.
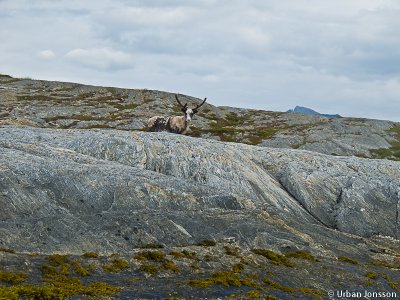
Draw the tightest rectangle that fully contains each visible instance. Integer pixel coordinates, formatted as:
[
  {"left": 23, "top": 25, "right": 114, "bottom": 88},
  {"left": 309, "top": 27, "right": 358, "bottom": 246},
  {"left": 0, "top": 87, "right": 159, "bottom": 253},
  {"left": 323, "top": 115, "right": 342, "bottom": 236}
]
[
  {"left": 147, "top": 115, "right": 189, "bottom": 134},
  {"left": 147, "top": 96, "right": 206, "bottom": 134}
]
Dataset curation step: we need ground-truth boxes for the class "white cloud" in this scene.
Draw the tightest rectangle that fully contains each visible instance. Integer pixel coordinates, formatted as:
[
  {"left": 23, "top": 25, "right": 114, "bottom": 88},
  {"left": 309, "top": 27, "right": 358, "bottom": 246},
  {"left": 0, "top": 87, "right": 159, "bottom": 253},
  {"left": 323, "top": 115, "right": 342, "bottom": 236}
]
[
  {"left": 202, "top": 74, "right": 219, "bottom": 83},
  {"left": 0, "top": 0, "right": 399, "bottom": 121},
  {"left": 38, "top": 49, "right": 56, "bottom": 60},
  {"left": 238, "top": 27, "right": 271, "bottom": 50},
  {"left": 65, "top": 48, "right": 133, "bottom": 70}
]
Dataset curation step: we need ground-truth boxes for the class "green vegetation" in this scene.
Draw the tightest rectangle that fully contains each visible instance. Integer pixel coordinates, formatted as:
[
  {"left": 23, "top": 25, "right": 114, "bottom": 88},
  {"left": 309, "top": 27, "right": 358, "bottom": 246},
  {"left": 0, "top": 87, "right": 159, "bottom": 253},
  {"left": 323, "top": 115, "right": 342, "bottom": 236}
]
[
  {"left": 139, "top": 264, "right": 159, "bottom": 275},
  {"left": 170, "top": 250, "right": 197, "bottom": 260},
  {"left": 263, "top": 277, "right": 296, "bottom": 293},
  {"left": 224, "top": 245, "right": 240, "bottom": 257},
  {"left": 370, "top": 125, "right": 400, "bottom": 161},
  {"left": 0, "top": 247, "right": 15, "bottom": 254},
  {"left": 17, "top": 95, "right": 56, "bottom": 101},
  {"left": 232, "top": 263, "right": 245, "bottom": 273},
  {"left": 163, "top": 260, "right": 180, "bottom": 272},
  {"left": 103, "top": 258, "right": 129, "bottom": 273},
  {"left": 142, "top": 243, "right": 164, "bottom": 249},
  {"left": 43, "top": 114, "right": 109, "bottom": 123},
  {"left": 251, "top": 249, "right": 294, "bottom": 267},
  {"left": 47, "top": 254, "right": 69, "bottom": 266},
  {"left": 72, "top": 261, "right": 91, "bottom": 276},
  {"left": 82, "top": 252, "right": 99, "bottom": 259},
  {"left": 365, "top": 280, "right": 374, "bottom": 286},
  {"left": 187, "top": 271, "right": 258, "bottom": 289},
  {"left": 263, "top": 278, "right": 324, "bottom": 298},
  {"left": 298, "top": 287, "right": 325, "bottom": 297},
  {"left": 170, "top": 251, "right": 186, "bottom": 259},
  {"left": 247, "top": 127, "right": 280, "bottom": 145},
  {"left": 134, "top": 251, "right": 166, "bottom": 262},
  {"left": 0, "top": 269, "right": 28, "bottom": 284},
  {"left": 187, "top": 111, "right": 283, "bottom": 144},
  {"left": 114, "top": 102, "right": 139, "bottom": 110},
  {"left": 338, "top": 256, "right": 359, "bottom": 265},
  {"left": 0, "top": 280, "right": 119, "bottom": 299},
  {"left": 0, "top": 253, "right": 120, "bottom": 298},
  {"left": 285, "top": 250, "right": 319, "bottom": 262},
  {"left": 365, "top": 271, "right": 378, "bottom": 279},
  {"left": 194, "top": 240, "right": 216, "bottom": 247},
  {"left": 367, "top": 260, "right": 400, "bottom": 269},
  {"left": 244, "top": 290, "right": 261, "bottom": 298},
  {"left": 388, "top": 280, "right": 398, "bottom": 289}
]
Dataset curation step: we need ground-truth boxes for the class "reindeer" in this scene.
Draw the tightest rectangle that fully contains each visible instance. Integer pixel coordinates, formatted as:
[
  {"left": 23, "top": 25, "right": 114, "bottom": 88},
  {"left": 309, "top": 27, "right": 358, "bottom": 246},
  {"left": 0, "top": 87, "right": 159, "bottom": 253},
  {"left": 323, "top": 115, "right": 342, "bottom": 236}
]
[{"left": 147, "top": 95, "right": 207, "bottom": 134}]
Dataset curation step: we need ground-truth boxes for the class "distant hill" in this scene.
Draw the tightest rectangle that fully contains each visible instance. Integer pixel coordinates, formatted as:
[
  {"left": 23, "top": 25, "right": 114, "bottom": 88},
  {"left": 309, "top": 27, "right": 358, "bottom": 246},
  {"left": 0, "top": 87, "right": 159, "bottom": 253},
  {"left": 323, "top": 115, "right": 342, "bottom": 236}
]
[{"left": 287, "top": 105, "right": 341, "bottom": 118}]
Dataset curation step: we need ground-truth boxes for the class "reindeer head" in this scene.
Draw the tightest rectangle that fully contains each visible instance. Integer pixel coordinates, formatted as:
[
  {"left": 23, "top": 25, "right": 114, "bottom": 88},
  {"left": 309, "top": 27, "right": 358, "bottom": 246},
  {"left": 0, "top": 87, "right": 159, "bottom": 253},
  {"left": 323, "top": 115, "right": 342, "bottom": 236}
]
[{"left": 175, "top": 95, "right": 207, "bottom": 122}]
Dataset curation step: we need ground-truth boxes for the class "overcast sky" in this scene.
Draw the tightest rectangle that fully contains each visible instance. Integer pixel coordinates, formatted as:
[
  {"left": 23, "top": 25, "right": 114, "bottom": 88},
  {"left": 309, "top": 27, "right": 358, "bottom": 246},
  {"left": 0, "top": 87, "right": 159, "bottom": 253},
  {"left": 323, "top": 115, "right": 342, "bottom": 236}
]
[{"left": 1, "top": 0, "right": 400, "bottom": 121}]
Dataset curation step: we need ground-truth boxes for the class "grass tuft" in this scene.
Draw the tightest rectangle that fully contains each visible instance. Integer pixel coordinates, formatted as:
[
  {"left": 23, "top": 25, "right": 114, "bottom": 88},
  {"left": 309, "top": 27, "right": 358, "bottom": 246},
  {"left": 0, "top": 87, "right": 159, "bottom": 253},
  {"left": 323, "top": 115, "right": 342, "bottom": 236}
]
[
  {"left": 251, "top": 249, "right": 294, "bottom": 267},
  {"left": 194, "top": 240, "right": 216, "bottom": 247},
  {"left": 134, "top": 251, "right": 166, "bottom": 262},
  {"left": 187, "top": 271, "right": 258, "bottom": 289},
  {"left": 0, "top": 248, "right": 15, "bottom": 254},
  {"left": 82, "top": 252, "right": 99, "bottom": 259},
  {"left": 139, "top": 264, "right": 159, "bottom": 275},
  {"left": 338, "top": 256, "right": 358, "bottom": 265},
  {"left": 285, "top": 250, "right": 319, "bottom": 262},
  {"left": 0, "top": 269, "right": 28, "bottom": 285},
  {"left": 141, "top": 243, "right": 164, "bottom": 249},
  {"left": 103, "top": 258, "right": 129, "bottom": 273}
]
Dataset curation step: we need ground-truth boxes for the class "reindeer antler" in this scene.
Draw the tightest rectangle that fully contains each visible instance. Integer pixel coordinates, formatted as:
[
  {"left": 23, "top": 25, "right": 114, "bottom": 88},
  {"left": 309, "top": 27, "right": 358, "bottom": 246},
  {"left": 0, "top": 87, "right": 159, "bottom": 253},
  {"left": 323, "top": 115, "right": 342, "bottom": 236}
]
[
  {"left": 175, "top": 94, "right": 187, "bottom": 110},
  {"left": 193, "top": 98, "right": 207, "bottom": 112}
]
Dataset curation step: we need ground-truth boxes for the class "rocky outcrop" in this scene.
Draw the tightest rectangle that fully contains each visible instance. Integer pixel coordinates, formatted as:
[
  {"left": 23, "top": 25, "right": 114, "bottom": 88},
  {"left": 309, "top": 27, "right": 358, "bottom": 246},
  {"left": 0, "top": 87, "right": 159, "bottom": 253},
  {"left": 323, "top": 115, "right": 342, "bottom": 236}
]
[
  {"left": 1, "top": 126, "right": 399, "bottom": 257},
  {"left": 1, "top": 75, "right": 399, "bottom": 160}
]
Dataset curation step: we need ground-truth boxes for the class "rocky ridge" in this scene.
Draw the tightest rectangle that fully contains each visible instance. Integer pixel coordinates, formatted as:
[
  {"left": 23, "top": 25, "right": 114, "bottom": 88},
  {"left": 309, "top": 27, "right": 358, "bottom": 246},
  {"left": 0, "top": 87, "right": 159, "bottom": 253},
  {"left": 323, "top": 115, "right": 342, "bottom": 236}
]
[
  {"left": 1, "top": 74, "right": 399, "bottom": 160},
  {"left": 0, "top": 74, "right": 399, "bottom": 299}
]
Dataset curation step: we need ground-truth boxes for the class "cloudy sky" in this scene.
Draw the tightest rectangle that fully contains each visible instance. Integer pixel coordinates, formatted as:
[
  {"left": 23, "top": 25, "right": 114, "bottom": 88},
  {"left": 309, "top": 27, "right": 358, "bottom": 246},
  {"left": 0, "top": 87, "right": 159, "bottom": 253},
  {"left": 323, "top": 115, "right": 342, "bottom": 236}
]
[{"left": 1, "top": 0, "right": 400, "bottom": 121}]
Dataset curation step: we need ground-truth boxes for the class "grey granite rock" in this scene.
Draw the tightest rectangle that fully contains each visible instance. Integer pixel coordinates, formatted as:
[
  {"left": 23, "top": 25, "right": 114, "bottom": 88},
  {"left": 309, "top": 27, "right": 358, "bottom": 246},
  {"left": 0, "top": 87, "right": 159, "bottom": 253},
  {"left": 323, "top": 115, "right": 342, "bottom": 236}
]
[{"left": 0, "top": 127, "right": 399, "bottom": 258}]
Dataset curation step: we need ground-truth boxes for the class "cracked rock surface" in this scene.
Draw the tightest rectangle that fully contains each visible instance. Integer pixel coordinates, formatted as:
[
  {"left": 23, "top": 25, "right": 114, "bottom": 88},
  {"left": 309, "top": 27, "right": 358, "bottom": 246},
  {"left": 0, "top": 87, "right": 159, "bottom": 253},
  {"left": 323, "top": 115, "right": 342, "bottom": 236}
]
[{"left": 0, "top": 127, "right": 399, "bottom": 256}]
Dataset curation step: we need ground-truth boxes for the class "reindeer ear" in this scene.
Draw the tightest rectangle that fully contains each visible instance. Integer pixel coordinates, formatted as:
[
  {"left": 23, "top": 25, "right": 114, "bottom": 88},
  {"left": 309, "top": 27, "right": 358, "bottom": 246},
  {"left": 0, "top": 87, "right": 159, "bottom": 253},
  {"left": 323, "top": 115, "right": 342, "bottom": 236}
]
[{"left": 192, "top": 108, "right": 198, "bottom": 114}]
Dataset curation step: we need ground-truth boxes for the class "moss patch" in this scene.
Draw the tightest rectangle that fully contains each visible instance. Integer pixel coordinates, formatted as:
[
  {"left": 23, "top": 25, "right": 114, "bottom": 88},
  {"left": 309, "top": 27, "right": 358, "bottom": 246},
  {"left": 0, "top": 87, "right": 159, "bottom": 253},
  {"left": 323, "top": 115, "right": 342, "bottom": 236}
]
[
  {"left": 187, "top": 111, "right": 283, "bottom": 144},
  {"left": 72, "top": 261, "right": 91, "bottom": 276},
  {"left": 244, "top": 290, "right": 261, "bottom": 298},
  {"left": 103, "top": 258, "right": 129, "bottom": 273},
  {"left": 134, "top": 251, "right": 166, "bottom": 262},
  {"left": 263, "top": 277, "right": 296, "bottom": 293},
  {"left": 365, "top": 271, "right": 378, "bottom": 279},
  {"left": 251, "top": 249, "right": 294, "bottom": 267},
  {"left": 4, "top": 253, "right": 122, "bottom": 298},
  {"left": 142, "top": 243, "right": 164, "bottom": 249},
  {"left": 224, "top": 245, "right": 240, "bottom": 257},
  {"left": 0, "top": 248, "right": 15, "bottom": 254},
  {"left": 0, "top": 280, "right": 119, "bottom": 299},
  {"left": 194, "top": 240, "right": 216, "bottom": 247},
  {"left": 82, "top": 252, "right": 99, "bottom": 259},
  {"left": 338, "top": 256, "right": 359, "bottom": 265},
  {"left": 187, "top": 271, "right": 258, "bottom": 289},
  {"left": 370, "top": 125, "right": 400, "bottom": 161},
  {"left": 170, "top": 250, "right": 197, "bottom": 260},
  {"left": 368, "top": 261, "right": 400, "bottom": 269},
  {"left": 232, "top": 263, "right": 245, "bottom": 274},
  {"left": 163, "top": 260, "right": 180, "bottom": 272},
  {"left": 139, "top": 264, "right": 159, "bottom": 275},
  {"left": 0, "top": 269, "right": 28, "bottom": 285},
  {"left": 285, "top": 250, "right": 319, "bottom": 262}
]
